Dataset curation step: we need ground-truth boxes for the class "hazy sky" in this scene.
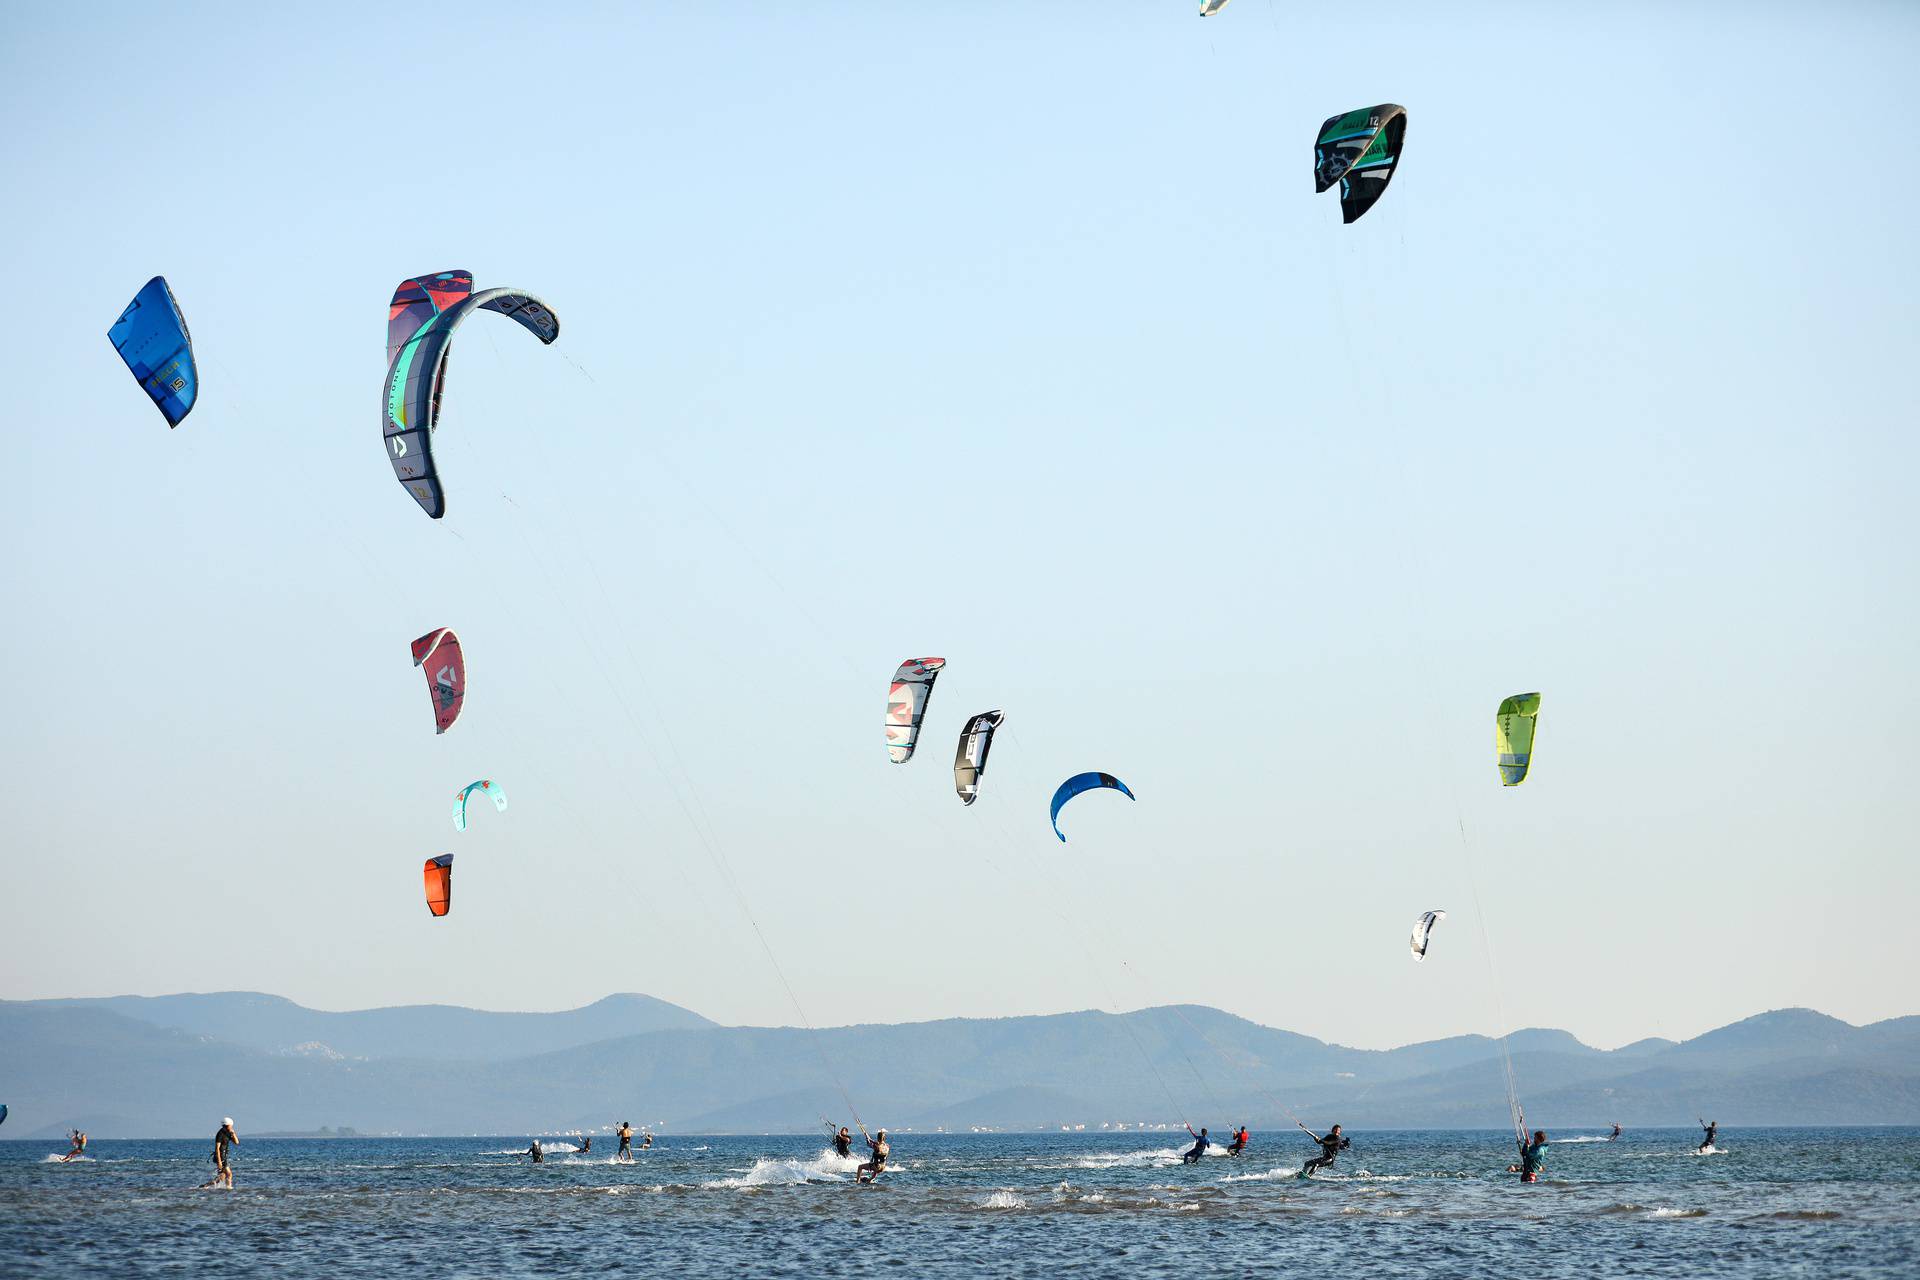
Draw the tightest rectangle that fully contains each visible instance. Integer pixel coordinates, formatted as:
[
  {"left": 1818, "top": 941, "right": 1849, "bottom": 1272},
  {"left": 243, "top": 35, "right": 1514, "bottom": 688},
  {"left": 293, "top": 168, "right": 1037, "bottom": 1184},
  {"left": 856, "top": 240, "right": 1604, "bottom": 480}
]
[{"left": 3, "top": 1, "right": 1914, "bottom": 1054}]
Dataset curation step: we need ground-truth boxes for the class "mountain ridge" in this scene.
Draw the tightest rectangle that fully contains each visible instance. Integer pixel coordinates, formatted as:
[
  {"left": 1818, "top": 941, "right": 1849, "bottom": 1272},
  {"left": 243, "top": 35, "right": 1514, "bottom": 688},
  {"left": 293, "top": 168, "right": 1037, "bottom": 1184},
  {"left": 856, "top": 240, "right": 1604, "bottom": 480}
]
[{"left": 1, "top": 996, "right": 1913, "bottom": 1138}]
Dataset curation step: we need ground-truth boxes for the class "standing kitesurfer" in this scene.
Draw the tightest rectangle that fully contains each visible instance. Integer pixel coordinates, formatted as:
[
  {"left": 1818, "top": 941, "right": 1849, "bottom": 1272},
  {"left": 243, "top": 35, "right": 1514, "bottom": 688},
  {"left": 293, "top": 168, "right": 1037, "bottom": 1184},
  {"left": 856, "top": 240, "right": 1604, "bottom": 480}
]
[
  {"left": 617, "top": 1121, "right": 634, "bottom": 1161},
  {"left": 60, "top": 1130, "right": 87, "bottom": 1162},
  {"left": 1181, "top": 1125, "right": 1211, "bottom": 1164},
  {"left": 526, "top": 1139, "right": 544, "bottom": 1164},
  {"left": 641, "top": 1130, "right": 653, "bottom": 1149},
  {"left": 205, "top": 1118, "right": 239, "bottom": 1188},
  {"left": 1698, "top": 1120, "right": 1718, "bottom": 1152},
  {"left": 833, "top": 1126, "right": 854, "bottom": 1158},
  {"left": 1299, "top": 1124, "right": 1349, "bottom": 1178},
  {"left": 1508, "top": 1130, "right": 1548, "bottom": 1182},
  {"left": 1609, "top": 1123, "right": 1622, "bottom": 1141},
  {"left": 856, "top": 1129, "right": 890, "bottom": 1184},
  {"left": 1227, "top": 1125, "right": 1249, "bottom": 1157},
  {"left": 578, "top": 1135, "right": 592, "bottom": 1156}
]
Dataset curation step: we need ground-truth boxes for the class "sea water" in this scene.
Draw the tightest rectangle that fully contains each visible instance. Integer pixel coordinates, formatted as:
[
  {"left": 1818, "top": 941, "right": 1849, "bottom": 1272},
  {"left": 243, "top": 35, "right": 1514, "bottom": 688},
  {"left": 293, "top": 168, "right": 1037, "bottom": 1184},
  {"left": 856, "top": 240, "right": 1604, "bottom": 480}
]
[{"left": 3, "top": 1127, "right": 1916, "bottom": 1277}]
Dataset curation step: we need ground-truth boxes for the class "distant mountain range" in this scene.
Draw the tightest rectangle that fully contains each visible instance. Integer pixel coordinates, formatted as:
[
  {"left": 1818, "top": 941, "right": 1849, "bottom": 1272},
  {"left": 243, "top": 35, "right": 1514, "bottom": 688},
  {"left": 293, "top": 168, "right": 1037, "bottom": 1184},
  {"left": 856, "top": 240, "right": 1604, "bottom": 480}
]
[{"left": 1, "top": 993, "right": 1914, "bottom": 1139}]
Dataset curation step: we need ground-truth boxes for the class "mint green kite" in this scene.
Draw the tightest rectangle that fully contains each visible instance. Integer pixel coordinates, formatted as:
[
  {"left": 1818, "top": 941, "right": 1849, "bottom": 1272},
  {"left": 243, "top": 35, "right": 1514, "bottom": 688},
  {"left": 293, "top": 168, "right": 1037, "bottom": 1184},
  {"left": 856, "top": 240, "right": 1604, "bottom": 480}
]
[{"left": 453, "top": 779, "right": 508, "bottom": 832}]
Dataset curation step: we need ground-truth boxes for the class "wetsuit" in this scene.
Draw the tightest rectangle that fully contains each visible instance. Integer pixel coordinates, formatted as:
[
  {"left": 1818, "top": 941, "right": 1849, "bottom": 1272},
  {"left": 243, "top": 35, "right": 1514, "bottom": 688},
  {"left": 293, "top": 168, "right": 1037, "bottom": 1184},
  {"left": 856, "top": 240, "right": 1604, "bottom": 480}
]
[
  {"left": 1227, "top": 1128, "right": 1249, "bottom": 1156},
  {"left": 1182, "top": 1131, "right": 1210, "bottom": 1164},
  {"left": 212, "top": 1126, "right": 238, "bottom": 1183},
  {"left": 1609, "top": 1126, "right": 1621, "bottom": 1141},
  {"left": 579, "top": 1137, "right": 591, "bottom": 1155},
  {"left": 1518, "top": 1138, "right": 1545, "bottom": 1182},
  {"left": 1301, "top": 1132, "right": 1348, "bottom": 1176},
  {"left": 1698, "top": 1124, "right": 1717, "bottom": 1152},
  {"left": 528, "top": 1141, "right": 544, "bottom": 1164},
  {"left": 833, "top": 1130, "right": 853, "bottom": 1158}
]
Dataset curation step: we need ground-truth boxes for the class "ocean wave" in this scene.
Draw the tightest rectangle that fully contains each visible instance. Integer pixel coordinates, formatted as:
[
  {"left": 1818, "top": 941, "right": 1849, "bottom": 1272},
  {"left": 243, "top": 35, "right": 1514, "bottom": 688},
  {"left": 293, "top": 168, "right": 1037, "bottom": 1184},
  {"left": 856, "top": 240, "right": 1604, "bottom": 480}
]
[
  {"left": 1649, "top": 1207, "right": 1708, "bottom": 1218},
  {"left": 979, "top": 1190, "right": 1026, "bottom": 1209},
  {"left": 702, "top": 1150, "right": 854, "bottom": 1189},
  {"left": 1065, "top": 1145, "right": 1232, "bottom": 1170}
]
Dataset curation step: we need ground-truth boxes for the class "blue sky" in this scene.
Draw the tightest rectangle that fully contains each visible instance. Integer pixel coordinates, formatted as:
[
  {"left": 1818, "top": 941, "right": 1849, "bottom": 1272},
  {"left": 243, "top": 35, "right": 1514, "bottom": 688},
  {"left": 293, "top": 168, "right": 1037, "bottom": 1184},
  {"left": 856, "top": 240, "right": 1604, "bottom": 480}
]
[{"left": 2, "top": 1, "right": 1915, "bottom": 1051}]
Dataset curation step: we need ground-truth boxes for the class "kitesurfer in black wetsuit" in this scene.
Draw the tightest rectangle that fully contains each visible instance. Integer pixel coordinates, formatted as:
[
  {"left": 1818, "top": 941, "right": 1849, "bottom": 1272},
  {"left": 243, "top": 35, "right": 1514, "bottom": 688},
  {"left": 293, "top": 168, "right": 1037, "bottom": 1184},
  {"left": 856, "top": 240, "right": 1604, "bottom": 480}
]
[
  {"left": 833, "top": 1127, "right": 854, "bottom": 1158},
  {"left": 1508, "top": 1130, "right": 1547, "bottom": 1182},
  {"left": 1609, "top": 1124, "right": 1622, "bottom": 1141},
  {"left": 1300, "top": 1124, "right": 1349, "bottom": 1177},
  {"left": 1698, "top": 1120, "right": 1717, "bottom": 1152},
  {"left": 856, "top": 1130, "right": 889, "bottom": 1184},
  {"left": 527, "top": 1139, "right": 544, "bottom": 1164},
  {"left": 1181, "top": 1125, "right": 1211, "bottom": 1164},
  {"left": 207, "top": 1119, "right": 239, "bottom": 1187},
  {"left": 578, "top": 1135, "right": 591, "bottom": 1156}
]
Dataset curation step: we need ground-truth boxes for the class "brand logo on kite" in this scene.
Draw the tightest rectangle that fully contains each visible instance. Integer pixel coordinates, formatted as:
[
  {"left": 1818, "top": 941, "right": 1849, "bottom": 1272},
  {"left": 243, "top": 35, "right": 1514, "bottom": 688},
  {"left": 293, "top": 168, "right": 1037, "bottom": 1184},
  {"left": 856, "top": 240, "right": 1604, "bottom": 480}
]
[
  {"left": 391, "top": 438, "right": 408, "bottom": 457},
  {"left": 435, "top": 666, "right": 455, "bottom": 689}
]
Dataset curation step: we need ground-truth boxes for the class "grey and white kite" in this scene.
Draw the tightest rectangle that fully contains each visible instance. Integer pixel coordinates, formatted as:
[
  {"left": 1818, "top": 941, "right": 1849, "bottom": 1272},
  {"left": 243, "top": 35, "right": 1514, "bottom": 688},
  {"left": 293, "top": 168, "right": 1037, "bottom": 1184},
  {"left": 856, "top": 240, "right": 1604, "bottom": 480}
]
[
  {"left": 1199, "top": 0, "right": 1232, "bottom": 15},
  {"left": 953, "top": 711, "right": 1004, "bottom": 805},
  {"left": 1409, "top": 909, "right": 1446, "bottom": 962}
]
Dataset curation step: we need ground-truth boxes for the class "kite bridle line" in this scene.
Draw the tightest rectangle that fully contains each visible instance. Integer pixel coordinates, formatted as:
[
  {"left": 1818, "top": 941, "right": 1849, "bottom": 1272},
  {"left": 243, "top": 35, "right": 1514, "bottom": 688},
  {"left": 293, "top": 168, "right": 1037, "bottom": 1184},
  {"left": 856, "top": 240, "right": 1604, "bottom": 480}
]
[
  {"left": 1314, "top": 201, "right": 1531, "bottom": 1158},
  {"left": 448, "top": 440, "right": 873, "bottom": 1138}
]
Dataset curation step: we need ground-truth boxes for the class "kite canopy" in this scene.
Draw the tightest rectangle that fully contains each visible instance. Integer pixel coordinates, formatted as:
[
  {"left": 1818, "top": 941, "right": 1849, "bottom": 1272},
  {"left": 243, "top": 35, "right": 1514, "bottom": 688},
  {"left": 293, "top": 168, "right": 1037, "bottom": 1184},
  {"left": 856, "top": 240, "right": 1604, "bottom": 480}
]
[
  {"left": 1410, "top": 909, "right": 1446, "bottom": 961},
  {"left": 953, "top": 710, "right": 1004, "bottom": 806},
  {"left": 0, "top": 1104, "right": 7, "bottom": 1127},
  {"left": 886, "top": 658, "right": 945, "bottom": 763},
  {"left": 1049, "top": 772, "right": 1135, "bottom": 842},
  {"left": 1314, "top": 104, "right": 1407, "bottom": 223},
  {"left": 410, "top": 628, "right": 466, "bottom": 734},
  {"left": 1199, "top": 0, "right": 1231, "bottom": 14},
  {"left": 107, "top": 276, "right": 197, "bottom": 427},
  {"left": 452, "top": 779, "right": 508, "bottom": 832},
  {"left": 1495, "top": 693, "right": 1541, "bottom": 786},
  {"left": 382, "top": 270, "right": 560, "bottom": 519},
  {"left": 423, "top": 854, "right": 453, "bottom": 918}
]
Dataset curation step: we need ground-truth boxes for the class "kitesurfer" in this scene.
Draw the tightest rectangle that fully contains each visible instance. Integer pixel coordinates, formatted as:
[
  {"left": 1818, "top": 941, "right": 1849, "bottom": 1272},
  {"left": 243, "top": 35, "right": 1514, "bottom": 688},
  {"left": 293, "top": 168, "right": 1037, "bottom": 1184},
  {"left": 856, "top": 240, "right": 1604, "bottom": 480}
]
[
  {"left": 1609, "top": 1124, "right": 1622, "bottom": 1141},
  {"left": 1508, "top": 1130, "right": 1548, "bottom": 1183},
  {"left": 641, "top": 1130, "right": 653, "bottom": 1150},
  {"left": 578, "top": 1135, "right": 592, "bottom": 1156},
  {"left": 1181, "top": 1125, "right": 1211, "bottom": 1164},
  {"left": 1299, "top": 1124, "right": 1349, "bottom": 1178},
  {"left": 1698, "top": 1120, "right": 1717, "bottom": 1152},
  {"left": 856, "top": 1129, "right": 890, "bottom": 1184},
  {"left": 1227, "top": 1126, "right": 1249, "bottom": 1157},
  {"left": 207, "top": 1118, "right": 238, "bottom": 1188},
  {"left": 527, "top": 1139, "right": 544, "bottom": 1164},
  {"left": 833, "top": 1126, "right": 854, "bottom": 1158},
  {"left": 61, "top": 1130, "right": 87, "bottom": 1162},
  {"left": 617, "top": 1121, "right": 634, "bottom": 1161}
]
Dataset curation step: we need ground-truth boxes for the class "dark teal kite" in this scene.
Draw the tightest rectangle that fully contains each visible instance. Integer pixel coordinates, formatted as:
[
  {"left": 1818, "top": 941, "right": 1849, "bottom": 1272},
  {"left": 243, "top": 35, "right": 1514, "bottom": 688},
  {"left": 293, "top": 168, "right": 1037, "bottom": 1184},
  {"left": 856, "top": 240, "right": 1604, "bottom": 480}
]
[{"left": 1314, "top": 104, "right": 1407, "bottom": 223}]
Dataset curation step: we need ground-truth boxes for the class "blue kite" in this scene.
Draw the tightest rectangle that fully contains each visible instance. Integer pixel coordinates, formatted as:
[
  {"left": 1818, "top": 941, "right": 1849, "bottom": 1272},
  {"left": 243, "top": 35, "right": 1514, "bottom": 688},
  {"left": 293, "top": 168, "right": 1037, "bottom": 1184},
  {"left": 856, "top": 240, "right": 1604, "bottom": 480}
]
[
  {"left": 1049, "top": 772, "right": 1135, "bottom": 842},
  {"left": 108, "top": 276, "right": 198, "bottom": 426}
]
